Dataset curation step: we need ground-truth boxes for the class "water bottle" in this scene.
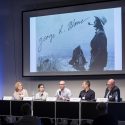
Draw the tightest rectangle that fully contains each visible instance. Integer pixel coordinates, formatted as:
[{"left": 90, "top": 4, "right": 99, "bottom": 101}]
[{"left": 115, "top": 91, "right": 118, "bottom": 102}]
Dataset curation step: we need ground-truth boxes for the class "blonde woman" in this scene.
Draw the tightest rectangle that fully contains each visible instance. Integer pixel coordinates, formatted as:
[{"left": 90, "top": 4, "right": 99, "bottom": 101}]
[{"left": 13, "top": 82, "right": 28, "bottom": 100}]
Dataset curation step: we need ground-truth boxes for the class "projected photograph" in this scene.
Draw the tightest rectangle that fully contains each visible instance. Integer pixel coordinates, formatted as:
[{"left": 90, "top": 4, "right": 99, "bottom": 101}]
[{"left": 30, "top": 7, "right": 122, "bottom": 73}]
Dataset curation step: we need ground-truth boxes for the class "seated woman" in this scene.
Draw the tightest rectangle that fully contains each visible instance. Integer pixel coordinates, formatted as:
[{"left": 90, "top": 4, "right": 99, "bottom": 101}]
[
  {"left": 35, "top": 83, "right": 48, "bottom": 101},
  {"left": 13, "top": 82, "right": 28, "bottom": 100}
]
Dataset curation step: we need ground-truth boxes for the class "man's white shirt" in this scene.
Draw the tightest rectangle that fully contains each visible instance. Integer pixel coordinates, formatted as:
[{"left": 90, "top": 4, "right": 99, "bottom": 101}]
[{"left": 55, "top": 88, "right": 72, "bottom": 101}]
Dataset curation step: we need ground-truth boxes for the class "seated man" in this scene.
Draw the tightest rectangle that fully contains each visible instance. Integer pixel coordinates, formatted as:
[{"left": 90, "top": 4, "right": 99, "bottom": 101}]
[
  {"left": 55, "top": 81, "right": 72, "bottom": 101},
  {"left": 79, "top": 80, "right": 95, "bottom": 101},
  {"left": 35, "top": 83, "right": 48, "bottom": 101},
  {"left": 104, "top": 79, "right": 120, "bottom": 102}
]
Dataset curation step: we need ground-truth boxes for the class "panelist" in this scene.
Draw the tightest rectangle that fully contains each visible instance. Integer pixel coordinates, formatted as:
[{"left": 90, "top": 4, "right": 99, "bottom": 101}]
[
  {"left": 104, "top": 79, "right": 121, "bottom": 102},
  {"left": 55, "top": 81, "right": 72, "bottom": 101},
  {"left": 35, "top": 83, "right": 48, "bottom": 101},
  {"left": 13, "top": 82, "right": 28, "bottom": 100},
  {"left": 79, "top": 80, "right": 95, "bottom": 101}
]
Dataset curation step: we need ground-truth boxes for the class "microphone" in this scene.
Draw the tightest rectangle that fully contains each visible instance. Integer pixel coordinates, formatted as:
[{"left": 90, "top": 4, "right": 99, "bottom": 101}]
[
  {"left": 41, "top": 93, "right": 43, "bottom": 96},
  {"left": 59, "top": 91, "right": 61, "bottom": 96},
  {"left": 88, "top": 22, "right": 94, "bottom": 25}
]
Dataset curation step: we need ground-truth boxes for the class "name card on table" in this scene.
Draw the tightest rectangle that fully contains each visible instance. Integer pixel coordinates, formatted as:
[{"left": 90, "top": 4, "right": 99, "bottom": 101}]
[
  {"left": 46, "top": 97, "right": 56, "bottom": 101},
  {"left": 3, "top": 96, "right": 13, "bottom": 100},
  {"left": 23, "top": 97, "right": 33, "bottom": 101},
  {"left": 96, "top": 98, "right": 108, "bottom": 102},
  {"left": 70, "top": 98, "right": 81, "bottom": 102}
]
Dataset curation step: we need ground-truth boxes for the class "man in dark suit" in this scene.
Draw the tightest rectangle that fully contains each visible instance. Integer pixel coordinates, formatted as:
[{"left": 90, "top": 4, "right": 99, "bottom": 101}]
[
  {"left": 89, "top": 16, "right": 107, "bottom": 71},
  {"left": 104, "top": 79, "right": 121, "bottom": 102}
]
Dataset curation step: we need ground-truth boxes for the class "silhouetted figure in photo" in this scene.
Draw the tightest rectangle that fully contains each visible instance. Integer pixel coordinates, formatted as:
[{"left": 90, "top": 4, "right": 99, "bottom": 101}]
[
  {"left": 92, "top": 103, "right": 118, "bottom": 125},
  {"left": 89, "top": 16, "right": 107, "bottom": 71},
  {"left": 69, "top": 45, "right": 87, "bottom": 70},
  {"left": 15, "top": 103, "right": 42, "bottom": 125}
]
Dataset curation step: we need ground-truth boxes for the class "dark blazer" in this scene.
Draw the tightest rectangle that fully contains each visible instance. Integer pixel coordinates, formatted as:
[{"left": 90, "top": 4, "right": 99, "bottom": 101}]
[{"left": 104, "top": 86, "right": 120, "bottom": 102}]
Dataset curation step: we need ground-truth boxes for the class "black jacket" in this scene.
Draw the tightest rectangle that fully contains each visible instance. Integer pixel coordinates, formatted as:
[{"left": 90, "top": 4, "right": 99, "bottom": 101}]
[{"left": 104, "top": 86, "right": 120, "bottom": 102}]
